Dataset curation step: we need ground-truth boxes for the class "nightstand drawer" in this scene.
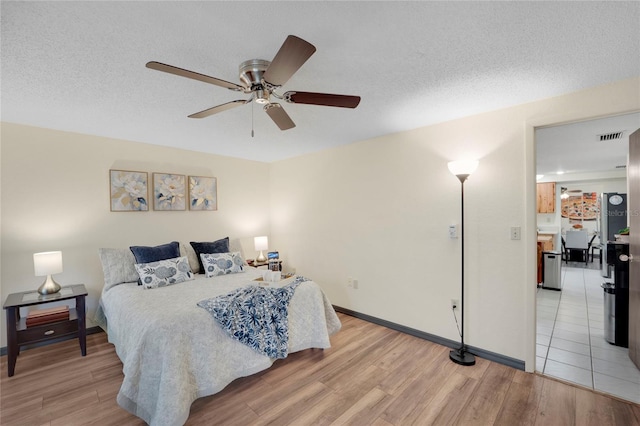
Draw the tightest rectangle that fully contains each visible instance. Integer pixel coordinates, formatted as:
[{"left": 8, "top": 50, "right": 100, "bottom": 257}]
[{"left": 18, "top": 317, "right": 78, "bottom": 345}]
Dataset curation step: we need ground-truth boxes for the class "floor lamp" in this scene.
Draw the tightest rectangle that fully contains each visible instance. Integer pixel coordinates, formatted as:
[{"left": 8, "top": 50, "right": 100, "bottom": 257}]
[{"left": 448, "top": 159, "right": 479, "bottom": 366}]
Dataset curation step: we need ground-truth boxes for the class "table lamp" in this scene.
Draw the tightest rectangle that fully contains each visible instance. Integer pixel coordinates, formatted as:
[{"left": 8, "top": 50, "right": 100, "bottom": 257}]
[
  {"left": 34, "top": 251, "right": 63, "bottom": 295},
  {"left": 254, "top": 236, "right": 268, "bottom": 263}
]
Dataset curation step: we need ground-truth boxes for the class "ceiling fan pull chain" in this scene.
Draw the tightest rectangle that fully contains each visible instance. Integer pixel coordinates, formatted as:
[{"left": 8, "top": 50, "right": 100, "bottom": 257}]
[{"left": 251, "top": 99, "right": 255, "bottom": 137}]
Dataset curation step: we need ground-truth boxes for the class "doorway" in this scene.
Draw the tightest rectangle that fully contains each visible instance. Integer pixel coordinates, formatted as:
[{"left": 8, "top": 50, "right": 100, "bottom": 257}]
[{"left": 534, "top": 112, "right": 640, "bottom": 403}]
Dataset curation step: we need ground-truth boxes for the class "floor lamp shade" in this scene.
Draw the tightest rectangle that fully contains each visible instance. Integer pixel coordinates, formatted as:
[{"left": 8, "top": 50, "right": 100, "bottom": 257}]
[
  {"left": 448, "top": 160, "right": 479, "bottom": 182},
  {"left": 254, "top": 236, "right": 268, "bottom": 262},
  {"left": 448, "top": 159, "right": 478, "bottom": 366},
  {"left": 34, "top": 251, "right": 63, "bottom": 295}
]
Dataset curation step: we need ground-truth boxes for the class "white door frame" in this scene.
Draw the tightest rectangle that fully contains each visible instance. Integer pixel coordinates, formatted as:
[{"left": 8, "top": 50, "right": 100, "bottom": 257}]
[{"left": 525, "top": 110, "right": 640, "bottom": 372}]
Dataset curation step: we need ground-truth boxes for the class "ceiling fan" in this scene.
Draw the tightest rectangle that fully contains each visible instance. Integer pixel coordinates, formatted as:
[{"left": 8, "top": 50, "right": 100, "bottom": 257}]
[{"left": 146, "top": 35, "right": 361, "bottom": 131}]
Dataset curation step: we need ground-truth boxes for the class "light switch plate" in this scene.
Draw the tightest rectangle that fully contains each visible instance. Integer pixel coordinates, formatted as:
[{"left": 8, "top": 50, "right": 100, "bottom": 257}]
[{"left": 510, "top": 226, "right": 521, "bottom": 240}]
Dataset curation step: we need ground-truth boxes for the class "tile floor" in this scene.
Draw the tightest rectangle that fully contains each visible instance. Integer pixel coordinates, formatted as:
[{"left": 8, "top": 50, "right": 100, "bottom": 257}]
[{"left": 536, "top": 259, "right": 640, "bottom": 404}]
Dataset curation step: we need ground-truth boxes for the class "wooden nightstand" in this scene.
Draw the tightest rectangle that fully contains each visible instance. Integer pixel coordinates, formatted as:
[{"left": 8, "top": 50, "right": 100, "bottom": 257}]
[
  {"left": 247, "top": 260, "right": 282, "bottom": 271},
  {"left": 3, "top": 284, "right": 87, "bottom": 377}
]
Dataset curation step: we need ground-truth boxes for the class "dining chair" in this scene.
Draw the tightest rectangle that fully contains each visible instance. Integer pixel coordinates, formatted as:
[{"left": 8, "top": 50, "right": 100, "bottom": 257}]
[
  {"left": 565, "top": 230, "right": 589, "bottom": 264},
  {"left": 588, "top": 233, "right": 600, "bottom": 262}
]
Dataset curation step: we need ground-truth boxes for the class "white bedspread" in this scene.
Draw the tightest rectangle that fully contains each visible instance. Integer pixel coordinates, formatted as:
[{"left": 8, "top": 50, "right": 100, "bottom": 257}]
[{"left": 98, "top": 268, "right": 341, "bottom": 426}]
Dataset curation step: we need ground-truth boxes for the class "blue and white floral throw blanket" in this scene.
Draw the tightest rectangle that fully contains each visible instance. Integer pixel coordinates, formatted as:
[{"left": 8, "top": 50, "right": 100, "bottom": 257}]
[{"left": 197, "top": 276, "right": 309, "bottom": 359}]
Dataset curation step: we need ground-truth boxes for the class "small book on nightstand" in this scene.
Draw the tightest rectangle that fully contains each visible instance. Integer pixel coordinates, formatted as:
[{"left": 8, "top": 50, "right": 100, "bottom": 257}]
[{"left": 26, "top": 305, "right": 70, "bottom": 327}]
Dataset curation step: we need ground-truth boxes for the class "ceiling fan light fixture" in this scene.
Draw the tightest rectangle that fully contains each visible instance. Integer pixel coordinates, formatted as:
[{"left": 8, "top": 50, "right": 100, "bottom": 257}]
[{"left": 254, "top": 89, "right": 270, "bottom": 104}]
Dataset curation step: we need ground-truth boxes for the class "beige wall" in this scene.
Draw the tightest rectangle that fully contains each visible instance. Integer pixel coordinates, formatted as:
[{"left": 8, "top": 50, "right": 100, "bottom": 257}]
[
  {"left": 0, "top": 123, "right": 270, "bottom": 346},
  {"left": 1, "top": 77, "right": 638, "bottom": 370},
  {"left": 269, "top": 77, "right": 640, "bottom": 371}
]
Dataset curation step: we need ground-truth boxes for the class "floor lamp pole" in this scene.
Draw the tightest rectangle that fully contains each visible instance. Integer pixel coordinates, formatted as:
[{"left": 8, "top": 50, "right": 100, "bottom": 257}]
[{"left": 449, "top": 173, "right": 476, "bottom": 366}]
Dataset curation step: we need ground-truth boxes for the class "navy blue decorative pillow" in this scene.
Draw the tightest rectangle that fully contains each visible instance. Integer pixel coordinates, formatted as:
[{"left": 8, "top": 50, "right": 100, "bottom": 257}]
[
  {"left": 130, "top": 241, "right": 181, "bottom": 285},
  {"left": 190, "top": 237, "right": 230, "bottom": 273},
  {"left": 130, "top": 241, "right": 181, "bottom": 266}
]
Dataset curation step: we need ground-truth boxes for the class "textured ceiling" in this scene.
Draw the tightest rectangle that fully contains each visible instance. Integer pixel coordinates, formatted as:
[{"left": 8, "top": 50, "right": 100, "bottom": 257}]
[
  {"left": 2, "top": 1, "right": 639, "bottom": 163},
  {"left": 536, "top": 112, "right": 640, "bottom": 179}
]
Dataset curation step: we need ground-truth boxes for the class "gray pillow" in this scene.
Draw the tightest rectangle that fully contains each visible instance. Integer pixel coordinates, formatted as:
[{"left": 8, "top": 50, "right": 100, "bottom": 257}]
[{"left": 98, "top": 248, "right": 139, "bottom": 291}]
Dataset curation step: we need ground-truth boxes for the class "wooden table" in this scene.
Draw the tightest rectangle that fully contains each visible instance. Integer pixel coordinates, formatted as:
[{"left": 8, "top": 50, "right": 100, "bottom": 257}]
[
  {"left": 247, "top": 260, "right": 282, "bottom": 271},
  {"left": 3, "top": 284, "right": 87, "bottom": 377}
]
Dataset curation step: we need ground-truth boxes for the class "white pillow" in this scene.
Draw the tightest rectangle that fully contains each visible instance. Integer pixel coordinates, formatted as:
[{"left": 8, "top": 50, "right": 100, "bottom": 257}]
[
  {"left": 135, "top": 256, "right": 194, "bottom": 289},
  {"left": 180, "top": 242, "right": 200, "bottom": 274},
  {"left": 200, "top": 252, "right": 245, "bottom": 277}
]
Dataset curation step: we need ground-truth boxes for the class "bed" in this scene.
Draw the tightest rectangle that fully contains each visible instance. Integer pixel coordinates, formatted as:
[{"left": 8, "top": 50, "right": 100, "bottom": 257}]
[{"left": 95, "top": 246, "right": 341, "bottom": 426}]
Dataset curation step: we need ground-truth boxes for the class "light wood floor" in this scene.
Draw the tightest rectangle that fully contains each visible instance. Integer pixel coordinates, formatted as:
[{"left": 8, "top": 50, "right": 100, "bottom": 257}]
[{"left": 2, "top": 313, "right": 639, "bottom": 425}]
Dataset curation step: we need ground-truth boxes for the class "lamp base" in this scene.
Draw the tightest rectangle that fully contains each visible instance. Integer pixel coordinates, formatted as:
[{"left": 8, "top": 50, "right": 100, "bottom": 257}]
[
  {"left": 37, "top": 275, "right": 61, "bottom": 295},
  {"left": 449, "top": 347, "right": 476, "bottom": 366},
  {"left": 256, "top": 251, "right": 266, "bottom": 262}
]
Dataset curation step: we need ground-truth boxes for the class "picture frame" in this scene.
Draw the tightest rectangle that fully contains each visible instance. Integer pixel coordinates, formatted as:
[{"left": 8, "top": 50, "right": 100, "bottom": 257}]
[
  {"left": 561, "top": 191, "right": 599, "bottom": 220},
  {"left": 109, "top": 169, "right": 149, "bottom": 212},
  {"left": 153, "top": 173, "right": 186, "bottom": 211},
  {"left": 188, "top": 176, "right": 217, "bottom": 211}
]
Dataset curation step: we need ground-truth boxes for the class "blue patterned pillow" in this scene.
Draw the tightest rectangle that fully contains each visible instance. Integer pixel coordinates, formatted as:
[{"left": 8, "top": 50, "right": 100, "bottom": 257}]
[
  {"left": 135, "top": 256, "right": 194, "bottom": 289},
  {"left": 200, "top": 252, "right": 244, "bottom": 277}
]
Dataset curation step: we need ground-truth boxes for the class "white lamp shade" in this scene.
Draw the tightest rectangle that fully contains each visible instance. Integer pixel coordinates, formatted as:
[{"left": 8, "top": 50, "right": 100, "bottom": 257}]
[
  {"left": 447, "top": 160, "right": 479, "bottom": 177},
  {"left": 34, "top": 251, "right": 63, "bottom": 276},
  {"left": 254, "top": 236, "right": 268, "bottom": 251}
]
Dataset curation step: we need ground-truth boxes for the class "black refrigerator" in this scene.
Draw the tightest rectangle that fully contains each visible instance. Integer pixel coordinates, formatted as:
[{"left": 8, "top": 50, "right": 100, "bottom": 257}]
[{"left": 600, "top": 193, "right": 627, "bottom": 277}]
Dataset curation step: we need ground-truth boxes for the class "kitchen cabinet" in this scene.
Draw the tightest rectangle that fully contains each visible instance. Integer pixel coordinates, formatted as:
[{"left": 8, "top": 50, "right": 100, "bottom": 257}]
[
  {"left": 537, "top": 182, "right": 556, "bottom": 213},
  {"left": 537, "top": 234, "right": 554, "bottom": 251}
]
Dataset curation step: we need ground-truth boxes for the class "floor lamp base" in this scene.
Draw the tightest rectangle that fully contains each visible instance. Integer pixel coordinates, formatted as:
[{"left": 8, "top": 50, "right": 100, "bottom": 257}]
[{"left": 449, "top": 348, "right": 476, "bottom": 366}]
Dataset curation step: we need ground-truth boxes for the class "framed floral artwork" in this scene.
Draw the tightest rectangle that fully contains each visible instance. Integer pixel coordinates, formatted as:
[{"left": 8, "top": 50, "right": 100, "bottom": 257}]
[
  {"left": 110, "top": 170, "right": 149, "bottom": 211},
  {"left": 189, "top": 176, "right": 217, "bottom": 211},
  {"left": 153, "top": 173, "right": 186, "bottom": 211}
]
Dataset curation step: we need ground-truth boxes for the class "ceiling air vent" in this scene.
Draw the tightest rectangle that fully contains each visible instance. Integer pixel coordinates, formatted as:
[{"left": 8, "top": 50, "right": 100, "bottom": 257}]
[
  {"left": 616, "top": 165, "right": 627, "bottom": 169},
  {"left": 598, "top": 131, "right": 624, "bottom": 141}
]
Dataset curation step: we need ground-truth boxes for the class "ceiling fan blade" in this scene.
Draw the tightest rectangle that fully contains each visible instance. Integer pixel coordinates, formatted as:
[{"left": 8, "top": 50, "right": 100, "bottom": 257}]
[
  {"left": 263, "top": 35, "right": 316, "bottom": 87},
  {"left": 284, "top": 91, "right": 361, "bottom": 108},
  {"left": 146, "top": 61, "right": 244, "bottom": 91},
  {"left": 264, "top": 103, "right": 295, "bottom": 130},
  {"left": 188, "top": 99, "right": 250, "bottom": 119}
]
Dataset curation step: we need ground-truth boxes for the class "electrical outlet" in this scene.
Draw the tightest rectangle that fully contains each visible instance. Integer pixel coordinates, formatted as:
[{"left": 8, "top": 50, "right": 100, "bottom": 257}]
[
  {"left": 451, "top": 299, "right": 459, "bottom": 309},
  {"left": 352, "top": 279, "right": 359, "bottom": 289},
  {"left": 347, "top": 277, "right": 353, "bottom": 288},
  {"left": 449, "top": 225, "right": 458, "bottom": 239}
]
